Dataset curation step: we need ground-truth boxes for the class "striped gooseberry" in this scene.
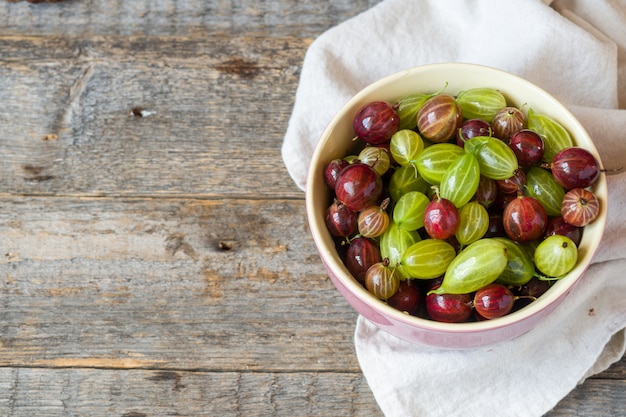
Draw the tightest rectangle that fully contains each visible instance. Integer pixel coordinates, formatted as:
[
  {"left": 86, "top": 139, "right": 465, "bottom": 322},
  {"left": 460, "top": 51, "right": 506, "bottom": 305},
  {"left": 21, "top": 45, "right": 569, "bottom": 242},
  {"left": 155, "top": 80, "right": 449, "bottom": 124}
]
[
  {"left": 561, "top": 188, "right": 600, "bottom": 227},
  {"left": 365, "top": 259, "right": 400, "bottom": 300},
  {"left": 357, "top": 198, "right": 390, "bottom": 238}
]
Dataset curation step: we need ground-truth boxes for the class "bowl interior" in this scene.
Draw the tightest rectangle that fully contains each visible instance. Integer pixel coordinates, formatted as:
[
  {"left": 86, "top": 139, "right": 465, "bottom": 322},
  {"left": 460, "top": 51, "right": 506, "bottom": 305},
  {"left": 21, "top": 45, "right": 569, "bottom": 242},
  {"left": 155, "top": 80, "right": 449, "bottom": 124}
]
[{"left": 306, "top": 63, "right": 608, "bottom": 338}]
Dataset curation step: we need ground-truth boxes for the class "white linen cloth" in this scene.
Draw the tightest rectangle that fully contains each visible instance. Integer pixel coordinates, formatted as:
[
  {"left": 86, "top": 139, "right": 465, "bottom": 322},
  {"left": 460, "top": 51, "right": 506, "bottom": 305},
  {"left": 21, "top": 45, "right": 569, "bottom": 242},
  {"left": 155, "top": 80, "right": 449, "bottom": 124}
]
[{"left": 282, "top": 0, "right": 626, "bottom": 416}]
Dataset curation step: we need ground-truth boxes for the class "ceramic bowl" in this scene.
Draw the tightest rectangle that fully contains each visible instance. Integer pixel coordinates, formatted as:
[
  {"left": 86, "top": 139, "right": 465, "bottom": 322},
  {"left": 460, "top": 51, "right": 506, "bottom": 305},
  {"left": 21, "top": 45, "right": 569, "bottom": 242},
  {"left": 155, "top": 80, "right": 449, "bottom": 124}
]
[{"left": 305, "top": 63, "right": 607, "bottom": 349}]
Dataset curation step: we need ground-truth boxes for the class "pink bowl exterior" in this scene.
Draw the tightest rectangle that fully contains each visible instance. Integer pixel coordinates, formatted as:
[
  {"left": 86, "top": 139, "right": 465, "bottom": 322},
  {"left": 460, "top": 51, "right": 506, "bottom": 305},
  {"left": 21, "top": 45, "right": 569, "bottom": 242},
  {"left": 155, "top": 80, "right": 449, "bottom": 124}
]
[
  {"left": 320, "top": 254, "right": 578, "bottom": 348},
  {"left": 306, "top": 63, "right": 608, "bottom": 349}
]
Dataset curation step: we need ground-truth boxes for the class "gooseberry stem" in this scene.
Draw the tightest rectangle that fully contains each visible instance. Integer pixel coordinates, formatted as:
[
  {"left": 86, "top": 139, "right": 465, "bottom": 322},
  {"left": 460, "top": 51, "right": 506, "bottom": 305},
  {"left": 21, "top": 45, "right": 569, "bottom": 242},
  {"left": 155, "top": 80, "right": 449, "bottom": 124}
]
[
  {"left": 431, "top": 185, "right": 440, "bottom": 200},
  {"left": 535, "top": 272, "right": 565, "bottom": 281},
  {"left": 343, "top": 234, "right": 362, "bottom": 246},
  {"left": 380, "top": 197, "right": 390, "bottom": 211},
  {"left": 431, "top": 82, "right": 449, "bottom": 98},
  {"left": 601, "top": 166, "right": 624, "bottom": 176}
]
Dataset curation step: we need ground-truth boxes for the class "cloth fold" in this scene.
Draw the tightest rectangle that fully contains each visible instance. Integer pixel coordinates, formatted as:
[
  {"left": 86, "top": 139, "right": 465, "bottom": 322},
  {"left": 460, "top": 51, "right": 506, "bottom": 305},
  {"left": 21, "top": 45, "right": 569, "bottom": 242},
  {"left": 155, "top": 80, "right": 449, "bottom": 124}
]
[{"left": 282, "top": 0, "right": 626, "bottom": 416}]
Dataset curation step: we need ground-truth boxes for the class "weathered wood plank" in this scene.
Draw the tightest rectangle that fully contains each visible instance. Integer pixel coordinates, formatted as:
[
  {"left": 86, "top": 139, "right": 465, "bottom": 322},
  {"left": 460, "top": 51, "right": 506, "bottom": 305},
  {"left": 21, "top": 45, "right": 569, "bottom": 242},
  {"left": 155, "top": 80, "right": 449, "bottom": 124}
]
[
  {"left": 0, "top": 0, "right": 382, "bottom": 37},
  {"left": 0, "top": 368, "right": 381, "bottom": 417},
  {"left": 0, "top": 34, "right": 310, "bottom": 62},
  {"left": 0, "top": 367, "right": 621, "bottom": 417},
  {"left": 0, "top": 35, "right": 309, "bottom": 198},
  {"left": 0, "top": 197, "right": 363, "bottom": 371},
  {"left": 546, "top": 376, "right": 626, "bottom": 417}
]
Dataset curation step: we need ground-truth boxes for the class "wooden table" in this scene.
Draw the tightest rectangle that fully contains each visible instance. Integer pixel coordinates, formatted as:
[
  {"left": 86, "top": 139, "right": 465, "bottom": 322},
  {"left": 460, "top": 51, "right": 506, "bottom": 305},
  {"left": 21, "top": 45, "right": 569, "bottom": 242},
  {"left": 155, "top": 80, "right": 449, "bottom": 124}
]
[{"left": 0, "top": 1, "right": 623, "bottom": 415}]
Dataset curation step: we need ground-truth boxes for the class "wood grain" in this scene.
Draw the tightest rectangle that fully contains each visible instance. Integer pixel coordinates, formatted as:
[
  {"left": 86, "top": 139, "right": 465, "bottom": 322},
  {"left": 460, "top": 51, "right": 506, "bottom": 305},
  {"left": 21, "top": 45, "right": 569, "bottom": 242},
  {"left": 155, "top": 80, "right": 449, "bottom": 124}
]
[
  {"left": 0, "top": 35, "right": 307, "bottom": 198},
  {"left": 0, "top": 197, "right": 361, "bottom": 371},
  {"left": 0, "top": 0, "right": 383, "bottom": 37},
  {"left": 0, "top": 1, "right": 623, "bottom": 416},
  {"left": 0, "top": 368, "right": 380, "bottom": 417}
]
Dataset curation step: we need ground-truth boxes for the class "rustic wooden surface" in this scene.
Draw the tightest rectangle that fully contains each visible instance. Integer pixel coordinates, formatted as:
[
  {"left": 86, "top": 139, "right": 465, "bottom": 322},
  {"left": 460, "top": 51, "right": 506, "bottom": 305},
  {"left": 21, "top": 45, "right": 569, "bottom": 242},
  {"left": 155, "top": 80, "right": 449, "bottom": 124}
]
[{"left": 0, "top": 1, "right": 623, "bottom": 416}]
